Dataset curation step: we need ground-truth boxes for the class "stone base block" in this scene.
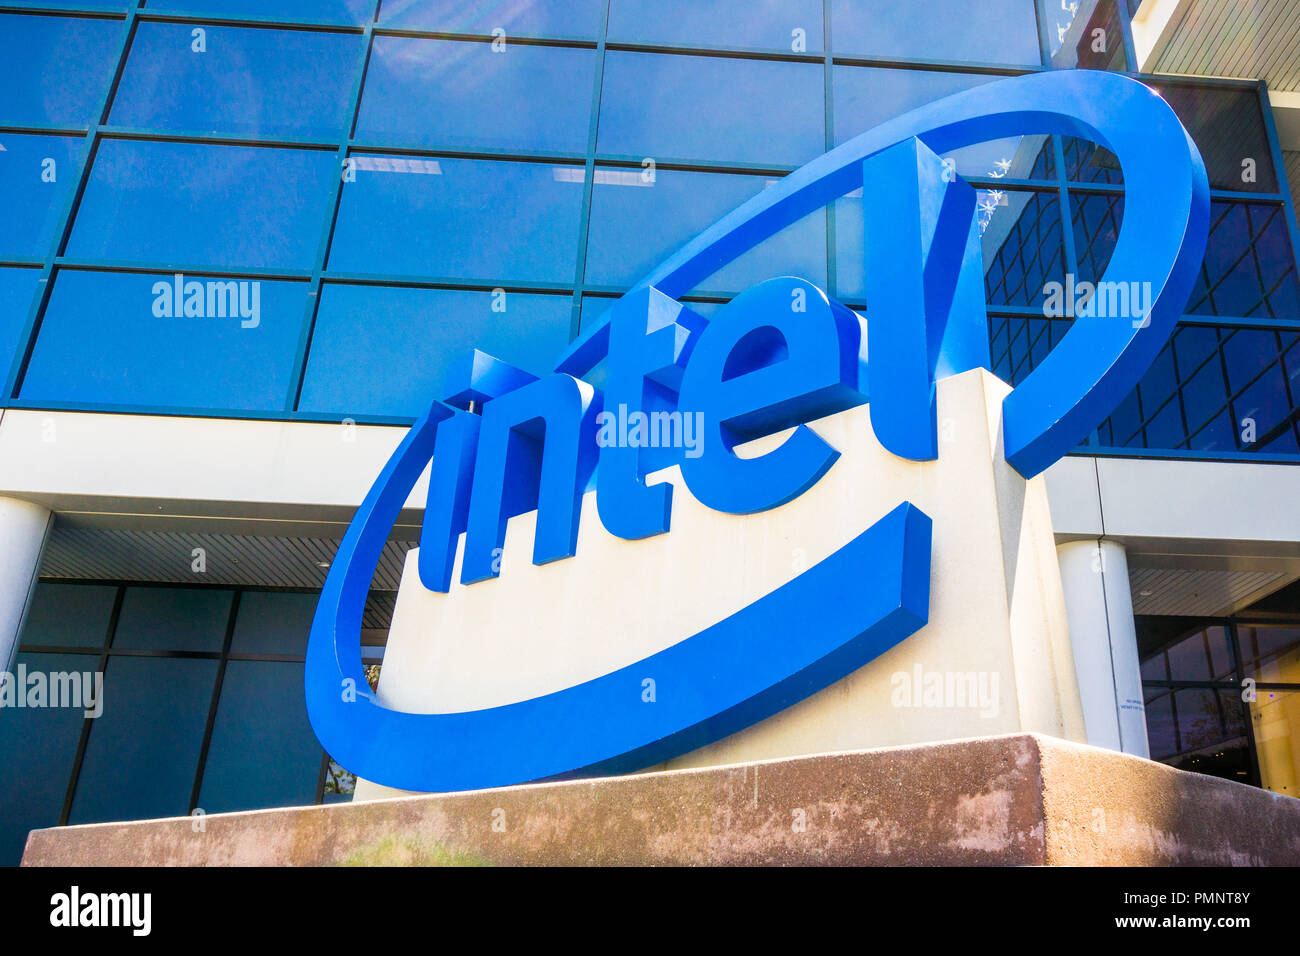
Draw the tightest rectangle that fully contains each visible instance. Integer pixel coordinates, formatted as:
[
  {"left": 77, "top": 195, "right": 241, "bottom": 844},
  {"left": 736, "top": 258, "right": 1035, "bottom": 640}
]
[{"left": 22, "top": 733, "right": 1300, "bottom": 866}]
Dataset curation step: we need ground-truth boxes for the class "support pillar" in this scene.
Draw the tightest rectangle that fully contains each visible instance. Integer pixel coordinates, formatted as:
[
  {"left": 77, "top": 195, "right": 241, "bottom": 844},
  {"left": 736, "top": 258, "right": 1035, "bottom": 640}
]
[
  {"left": 0, "top": 497, "right": 52, "bottom": 673},
  {"left": 1056, "top": 538, "right": 1149, "bottom": 756}
]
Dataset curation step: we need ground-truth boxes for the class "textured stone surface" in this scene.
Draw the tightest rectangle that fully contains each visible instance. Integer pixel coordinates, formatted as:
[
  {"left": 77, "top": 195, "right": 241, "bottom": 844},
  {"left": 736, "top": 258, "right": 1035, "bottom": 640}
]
[{"left": 22, "top": 733, "right": 1300, "bottom": 866}]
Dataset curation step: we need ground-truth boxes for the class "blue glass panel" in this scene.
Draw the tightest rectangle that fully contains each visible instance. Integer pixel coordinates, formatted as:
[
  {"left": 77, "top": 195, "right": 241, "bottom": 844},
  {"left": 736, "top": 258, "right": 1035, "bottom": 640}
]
[
  {"left": 1179, "top": 347, "right": 1228, "bottom": 435},
  {"left": 379, "top": 0, "right": 604, "bottom": 38},
  {"left": 0, "top": 652, "right": 94, "bottom": 864},
  {"left": 1071, "top": 191, "right": 1123, "bottom": 283},
  {"left": 833, "top": 66, "right": 996, "bottom": 146},
  {"left": 68, "top": 656, "right": 218, "bottom": 824},
  {"left": 0, "top": 133, "right": 87, "bottom": 259},
  {"left": 300, "top": 286, "right": 570, "bottom": 418},
  {"left": 111, "top": 23, "right": 364, "bottom": 140},
  {"left": 67, "top": 140, "right": 336, "bottom": 270},
  {"left": 0, "top": 266, "right": 40, "bottom": 381},
  {"left": 979, "top": 190, "right": 1066, "bottom": 308},
  {"left": 1188, "top": 202, "right": 1300, "bottom": 319},
  {"left": 144, "top": 0, "right": 377, "bottom": 24},
  {"left": 19, "top": 582, "right": 117, "bottom": 648},
  {"left": 197, "top": 660, "right": 321, "bottom": 813},
  {"left": 1048, "top": 0, "right": 1129, "bottom": 70},
  {"left": 1063, "top": 138, "right": 1122, "bottom": 185},
  {"left": 357, "top": 37, "right": 594, "bottom": 153},
  {"left": 608, "top": 0, "right": 823, "bottom": 51},
  {"left": 584, "top": 167, "right": 826, "bottom": 293},
  {"left": 110, "top": 586, "right": 232, "bottom": 652},
  {"left": 0, "top": 14, "right": 122, "bottom": 127},
  {"left": 1188, "top": 408, "right": 1237, "bottom": 453},
  {"left": 229, "top": 591, "right": 318, "bottom": 656},
  {"left": 1222, "top": 328, "right": 1282, "bottom": 393},
  {"left": 22, "top": 271, "right": 307, "bottom": 412},
  {"left": 330, "top": 157, "right": 583, "bottom": 282},
  {"left": 598, "top": 51, "right": 823, "bottom": 166},
  {"left": 832, "top": 0, "right": 1041, "bottom": 66},
  {"left": 944, "top": 135, "right": 1054, "bottom": 182}
]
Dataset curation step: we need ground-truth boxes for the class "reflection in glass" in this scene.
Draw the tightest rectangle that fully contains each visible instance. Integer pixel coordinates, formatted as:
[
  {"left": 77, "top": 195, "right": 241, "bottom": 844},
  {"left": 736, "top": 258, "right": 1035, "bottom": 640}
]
[
  {"left": 357, "top": 37, "right": 594, "bottom": 154},
  {"left": 599, "top": 51, "right": 824, "bottom": 166},
  {"left": 832, "top": 0, "right": 1041, "bottom": 66}
]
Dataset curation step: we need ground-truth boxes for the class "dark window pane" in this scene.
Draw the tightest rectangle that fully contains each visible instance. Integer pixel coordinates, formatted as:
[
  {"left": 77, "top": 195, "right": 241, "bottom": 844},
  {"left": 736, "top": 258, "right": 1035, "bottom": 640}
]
[
  {"left": 833, "top": 66, "right": 996, "bottom": 147},
  {"left": 609, "top": 0, "right": 823, "bottom": 51},
  {"left": 111, "top": 23, "right": 364, "bottom": 140},
  {"left": 1173, "top": 687, "right": 1237, "bottom": 749},
  {"left": 143, "top": 0, "right": 377, "bottom": 24},
  {"left": 981, "top": 190, "right": 1067, "bottom": 308},
  {"left": 110, "top": 587, "right": 231, "bottom": 652},
  {"left": 19, "top": 583, "right": 117, "bottom": 649},
  {"left": 299, "top": 286, "right": 571, "bottom": 418},
  {"left": 1048, "top": 0, "right": 1129, "bottom": 70},
  {"left": 229, "top": 591, "right": 317, "bottom": 656},
  {"left": 1187, "top": 202, "right": 1300, "bottom": 319},
  {"left": 68, "top": 140, "right": 336, "bottom": 270},
  {"left": 0, "top": 652, "right": 94, "bottom": 864},
  {"left": 0, "top": 14, "right": 123, "bottom": 127},
  {"left": 357, "top": 37, "right": 594, "bottom": 154},
  {"left": 197, "top": 660, "right": 320, "bottom": 813},
  {"left": 1070, "top": 191, "right": 1123, "bottom": 284},
  {"left": 1147, "top": 82, "right": 1278, "bottom": 193},
  {"left": 379, "top": 0, "right": 604, "bottom": 38},
  {"left": 1140, "top": 651, "right": 1168, "bottom": 682},
  {"left": 1165, "top": 626, "right": 1233, "bottom": 681},
  {"left": 0, "top": 133, "right": 88, "bottom": 259},
  {"left": 330, "top": 156, "right": 583, "bottom": 282},
  {"left": 832, "top": 0, "right": 1041, "bottom": 66},
  {"left": 21, "top": 271, "right": 307, "bottom": 412},
  {"left": 599, "top": 51, "right": 824, "bottom": 166},
  {"left": 1144, "top": 691, "right": 1176, "bottom": 759},
  {"left": 68, "top": 656, "right": 218, "bottom": 824},
  {"left": 585, "top": 167, "right": 826, "bottom": 294}
]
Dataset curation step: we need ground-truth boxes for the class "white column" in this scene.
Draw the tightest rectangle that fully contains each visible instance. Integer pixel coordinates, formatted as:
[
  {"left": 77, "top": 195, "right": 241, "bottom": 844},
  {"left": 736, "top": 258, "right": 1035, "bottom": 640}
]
[
  {"left": 1057, "top": 538, "right": 1150, "bottom": 757},
  {"left": 0, "top": 497, "right": 52, "bottom": 673}
]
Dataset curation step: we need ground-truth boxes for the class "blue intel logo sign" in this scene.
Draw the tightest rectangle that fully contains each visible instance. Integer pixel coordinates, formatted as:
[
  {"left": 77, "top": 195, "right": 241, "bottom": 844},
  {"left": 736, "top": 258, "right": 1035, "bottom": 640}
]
[{"left": 305, "top": 70, "right": 1209, "bottom": 793}]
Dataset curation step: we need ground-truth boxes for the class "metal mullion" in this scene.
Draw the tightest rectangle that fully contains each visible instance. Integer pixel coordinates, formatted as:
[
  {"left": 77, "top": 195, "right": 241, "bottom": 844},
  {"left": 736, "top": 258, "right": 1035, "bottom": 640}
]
[
  {"left": 188, "top": 590, "right": 242, "bottom": 813},
  {"left": 134, "top": 11, "right": 366, "bottom": 35},
  {"left": 0, "top": 6, "right": 124, "bottom": 21},
  {"left": 1082, "top": 444, "right": 1300, "bottom": 464},
  {"left": 830, "top": 54, "right": 1039, "bottom": 77},
  {"left": 568, "top": 0, "right": 610, "bottom": 340},
  {"left": 58, "top": 584, "right": 124, "bottom": 827},
  {"left": 52, "top": 257, "right": 312, "bottom": 281},
  {"left": 965, "top": 176, "right": 1061, "bottom": 192},
  {"left": 1230, "top": 622, "right": 1265, "bottom": 788},
  {"left": 822, "top": 0, "right": 835, "bottom": 297},
  {"left": 593, "top": 154, "right": 797, "bottom": 177},
  {"left": 372, "top": 27, "right": 597, "bottom": 50},
  {"left": 3, "top": 0, "right": 141, "bottom": 403},
  {"left": 1033, "top": 0, "right": 1054, "bottom": 69},
  {"left": 319, "top": 273, "right": 573, "bottom": 295},
  {"left": 348, "top": 142, "right": 585, "bottom": 165},
  {"left": 604, "top": 39, "right": 823, "bottom": 65},
  {"left": 97, "top": 126, "right": 340, "bottom": 151},
  {"left": 0, "top": 124, "right": 87, "bottom": 137},
  {"left": 283, "top": 12, "right": 377, "bottom": 413}
]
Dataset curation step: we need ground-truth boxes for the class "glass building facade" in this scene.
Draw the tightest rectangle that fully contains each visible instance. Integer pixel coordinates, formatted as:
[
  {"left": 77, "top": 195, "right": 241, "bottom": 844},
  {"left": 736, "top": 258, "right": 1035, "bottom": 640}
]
[{"left": 1, "top": 0, "right": 1298, "bottom": 864}]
